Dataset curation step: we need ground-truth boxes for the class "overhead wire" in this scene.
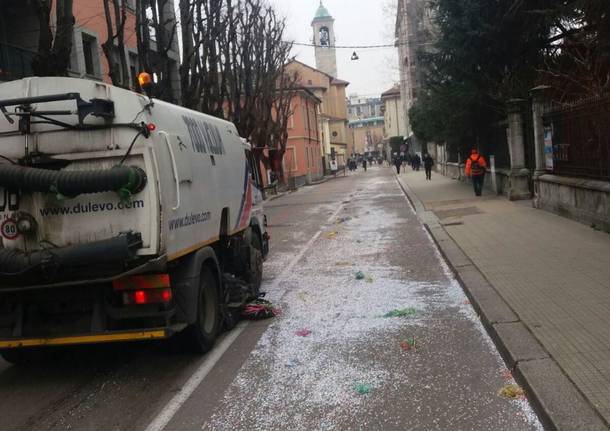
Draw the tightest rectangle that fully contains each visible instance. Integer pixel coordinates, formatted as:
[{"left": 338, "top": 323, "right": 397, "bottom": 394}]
[{"left": 290, "top": 41, "right": 405, "bottom": 50}]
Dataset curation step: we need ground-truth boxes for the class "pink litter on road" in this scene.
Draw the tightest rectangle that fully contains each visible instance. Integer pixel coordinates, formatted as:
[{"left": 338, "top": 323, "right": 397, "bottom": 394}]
[{"left": 295, "top": 328, "right": 312, "bottom": 337}]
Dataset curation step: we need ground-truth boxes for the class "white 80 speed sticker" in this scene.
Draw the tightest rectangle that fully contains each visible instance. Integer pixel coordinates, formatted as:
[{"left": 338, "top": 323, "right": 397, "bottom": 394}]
[{"left": 1, "top": 219, "right": 19, "bottom": 240}]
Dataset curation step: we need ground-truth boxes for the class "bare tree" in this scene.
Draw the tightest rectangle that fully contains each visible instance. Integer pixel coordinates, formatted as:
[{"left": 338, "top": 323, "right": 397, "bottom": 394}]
[
  {"left": 180, "top": 0, "right": 298, "bottom": 180},
  {"left": 31, "top": 0, "right": 74, "bottom": 76},
  {"left": 136, "top": 0, "right": 179, "bottom": 101},
  {"left": 102, "top": 0, "right": 130, "bottom": 88}
]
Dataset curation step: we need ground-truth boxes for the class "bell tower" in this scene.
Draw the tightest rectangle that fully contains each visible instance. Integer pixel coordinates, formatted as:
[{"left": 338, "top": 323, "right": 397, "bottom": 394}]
[{"left": 312, "top": 1, "right": 338, "bottom": 77}]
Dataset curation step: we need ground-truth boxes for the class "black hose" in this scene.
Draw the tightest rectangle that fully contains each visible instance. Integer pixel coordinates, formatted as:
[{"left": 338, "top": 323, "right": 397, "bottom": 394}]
[
  {"left": 0, "top": 164, "right": 147, "bottom": 197},
  {"left": 0, "top": 232, "right": 142, "bottom": 278}
]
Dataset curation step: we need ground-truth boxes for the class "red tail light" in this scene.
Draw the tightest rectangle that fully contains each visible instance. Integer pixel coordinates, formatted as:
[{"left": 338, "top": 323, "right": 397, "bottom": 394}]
[{"left": 122, "top": 288, "right": 173, "bottom": 305}]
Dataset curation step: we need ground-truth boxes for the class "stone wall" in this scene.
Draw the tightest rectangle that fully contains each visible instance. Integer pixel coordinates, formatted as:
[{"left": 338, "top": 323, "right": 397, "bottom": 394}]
[
  {"left": 439, "top": 162, "right": 512, "bottom": 197},
  {"left": 535, "top": 175, "right": 610, "bottom": 232}
]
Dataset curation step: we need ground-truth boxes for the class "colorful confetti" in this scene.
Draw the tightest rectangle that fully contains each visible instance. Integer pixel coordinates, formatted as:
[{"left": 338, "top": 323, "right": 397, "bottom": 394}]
[
  {"left": 354, "top": 383, "right": 371, "bottom": 395},
  {"left": 295, "top": 328, "right": 312, "bottom": 337},
  {"left": 499, "top": 384, "right": 525, "bottom": 399},
  {"left": 383, "top": 308, "right": 418, "bottom": 318}
]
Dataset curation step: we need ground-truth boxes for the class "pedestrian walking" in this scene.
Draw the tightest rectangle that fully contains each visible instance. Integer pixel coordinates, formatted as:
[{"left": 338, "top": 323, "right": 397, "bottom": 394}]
[
  {"left": 423, "top": 154, "right": 434, "bottom": 180},
  {"left": 413, "top": 154, "right": 421, "bottom": 171},
  {"left": 465, "top": 149, "right": 487, "bottom": 196},
  {"left": 362, "top": 158, "right": 367, "bottom": 172},
  {"left": 394, "top": 156, "right": 402, "bottom": 175}
]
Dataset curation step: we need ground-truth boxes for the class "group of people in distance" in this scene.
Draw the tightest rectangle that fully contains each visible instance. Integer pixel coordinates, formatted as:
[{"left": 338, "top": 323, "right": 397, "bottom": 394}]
[
  {"left": 392, "top": 152, "right": 435, "bottom": 180},
  {"left": 393, "top": 148, "right": 488, "bottom": 197}
]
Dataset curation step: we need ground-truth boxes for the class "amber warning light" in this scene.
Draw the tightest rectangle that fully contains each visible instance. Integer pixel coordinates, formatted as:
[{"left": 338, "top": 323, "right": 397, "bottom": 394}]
[{"left": 138, "top": 72, "right": 153, "bottom": 89}]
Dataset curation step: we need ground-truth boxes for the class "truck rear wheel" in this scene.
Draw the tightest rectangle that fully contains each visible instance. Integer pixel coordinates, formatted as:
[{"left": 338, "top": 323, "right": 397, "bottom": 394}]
[
  {"left": 0, "top": 349, "right": 35, "bottom": 365},
  {"left": 246, "top": 230, "right": 263, "bottom": 296},
  {"left": 184, "top": 265, "right": 220, "bottom": 353}
]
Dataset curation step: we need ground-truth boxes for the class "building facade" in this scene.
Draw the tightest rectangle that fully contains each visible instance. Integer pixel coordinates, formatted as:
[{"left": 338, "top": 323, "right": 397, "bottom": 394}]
[
  {"left": 0, "top": 0, "right": 180, "bottom": 101},
  {"left": 395, "top": 0, "right": 437, "bottom": 151},
  {"left": 287, "top": 60, "right": 350, "bottom": 171},
  {"left": 381, "top": 85, "right": 407, "bottom": 140},
  {"left": 347, "top": 95, "right": 383, "bottom": 120},
  {"left": 347, "top": 117, "right": 385, "bottom": 156},
  {"left": 282, "top": 88, "right": 324, "bottom": 187}
]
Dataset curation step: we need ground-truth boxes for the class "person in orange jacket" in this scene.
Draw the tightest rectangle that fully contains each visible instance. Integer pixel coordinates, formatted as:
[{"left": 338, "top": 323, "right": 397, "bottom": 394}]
[{"left": 465, "top": 149, "right": 487, "bottom": 196}]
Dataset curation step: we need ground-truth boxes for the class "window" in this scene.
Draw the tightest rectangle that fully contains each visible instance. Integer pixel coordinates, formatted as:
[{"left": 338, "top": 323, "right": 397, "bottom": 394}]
[
  {"left": 319, "top": 27, "right": 330, "bottom": 46},
  {"left": 129, "top": 53, "right": 139, "bottom": 89},
  {"left": 82, "top": 34, "right": 97, "bottom": 76}
]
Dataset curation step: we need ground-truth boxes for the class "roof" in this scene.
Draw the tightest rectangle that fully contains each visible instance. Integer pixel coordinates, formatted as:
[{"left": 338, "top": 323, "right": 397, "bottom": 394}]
[
  {"left": 287, "top": 59, "right": 349, "bottom": 85},
  {"left": 381, "top": 85, "right": 401, "bottom": 98},
  {"left": 331, "top": 78, "right": 349, "bottom": 86},
  {"left": 313, "top": 2, "right": 332, "bottom": 21}
]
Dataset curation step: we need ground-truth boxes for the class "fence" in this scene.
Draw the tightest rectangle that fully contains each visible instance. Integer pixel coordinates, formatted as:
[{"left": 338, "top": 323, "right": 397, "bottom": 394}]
[{"left": 544, "top": 95, "right": 610, "bottom": 181}]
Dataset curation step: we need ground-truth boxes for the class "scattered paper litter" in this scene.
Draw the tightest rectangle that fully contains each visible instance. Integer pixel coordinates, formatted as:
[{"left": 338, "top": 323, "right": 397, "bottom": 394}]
[
  {"left": 295, "top": 328, "right": 312, "bottom": 337},
  {"left": 400, "top": 337, "right": 417, "bottom": 351},
  {"left": 501, "top": 369, "right": 514, "bottom": 381},
  {"left": 241, "top": 299, "right": 280, "bottom": 320},
  {"left": 383, "top": 308, "right": 418, "bottom": 318},
  {"left": 354, "top": 383, "right": 371, "bottom": 395},
  {"left": 326, "top": 231, "right": 338, "bottom": 239},
  {"left": 499, "top": 384, "right": 525, "bottom": 399}
]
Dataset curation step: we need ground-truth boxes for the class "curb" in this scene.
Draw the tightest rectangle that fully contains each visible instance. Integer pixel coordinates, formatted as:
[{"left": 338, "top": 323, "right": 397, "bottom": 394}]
[{"left": 395, "top": 173, "right": 609, "bottom": 431}]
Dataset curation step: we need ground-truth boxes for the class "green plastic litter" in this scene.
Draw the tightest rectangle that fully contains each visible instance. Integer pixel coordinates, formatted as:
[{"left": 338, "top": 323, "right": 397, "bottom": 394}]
[
  {"left": 355, "top": 383, "right": 371, "bottom": 395},
  {"left": 383, "top": 308, "right": 417, "bottom": 318},
  {"left": 355, "top": 271, "right": 365, "bottom": 280}
]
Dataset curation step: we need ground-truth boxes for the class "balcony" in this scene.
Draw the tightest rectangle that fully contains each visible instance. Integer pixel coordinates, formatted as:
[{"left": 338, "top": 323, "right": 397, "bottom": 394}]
[{"left": 0, "top": 43, "right": 36, "bottom": 81}]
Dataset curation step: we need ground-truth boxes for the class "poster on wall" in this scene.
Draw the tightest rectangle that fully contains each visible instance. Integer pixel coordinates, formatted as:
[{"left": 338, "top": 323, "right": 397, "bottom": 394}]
[{"left": 544, "top": 126, "right": 553, "bottom": 170}]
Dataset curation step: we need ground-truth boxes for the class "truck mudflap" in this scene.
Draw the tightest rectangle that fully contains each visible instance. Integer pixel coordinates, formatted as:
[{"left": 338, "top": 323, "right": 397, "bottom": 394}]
[
  {"left": 0, "top": 324, "right": 187, "bottom": 349},
  {"left": 0, "top": 231, "right": 143, "bottom": 285}
]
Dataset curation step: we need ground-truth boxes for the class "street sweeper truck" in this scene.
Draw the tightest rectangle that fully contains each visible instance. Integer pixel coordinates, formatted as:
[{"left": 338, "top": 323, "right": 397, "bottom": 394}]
[{"left": 0, "top": 76, "right": 269, "bottom": 363}]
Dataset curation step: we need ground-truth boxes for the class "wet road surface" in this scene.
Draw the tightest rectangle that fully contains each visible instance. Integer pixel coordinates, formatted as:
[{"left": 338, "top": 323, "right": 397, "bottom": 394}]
[{"left": 0, "top": 167, "right": 542, "bottom": 430}]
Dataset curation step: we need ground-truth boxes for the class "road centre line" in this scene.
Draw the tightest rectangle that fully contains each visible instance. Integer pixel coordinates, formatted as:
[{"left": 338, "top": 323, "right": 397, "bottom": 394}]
[{"left": 144, "top": 201, "right": 347, "bottom": 431}]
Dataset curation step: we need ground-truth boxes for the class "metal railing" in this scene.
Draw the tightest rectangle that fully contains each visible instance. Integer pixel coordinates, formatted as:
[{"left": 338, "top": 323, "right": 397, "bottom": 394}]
[
  {"left": 0, "top": 43, "right": 35, "bottom": 81},
  {"left": 545, "top": 96, "right": 610, "bottom": 181}
]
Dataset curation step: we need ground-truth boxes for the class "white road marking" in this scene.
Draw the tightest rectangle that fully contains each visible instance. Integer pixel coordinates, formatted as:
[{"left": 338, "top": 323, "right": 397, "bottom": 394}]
[
  {"left": 144, "top": 201, "right": 346, "bottom": 431},
  {"left": 144, "top": 323, "right": 248, "bottom": 431}
]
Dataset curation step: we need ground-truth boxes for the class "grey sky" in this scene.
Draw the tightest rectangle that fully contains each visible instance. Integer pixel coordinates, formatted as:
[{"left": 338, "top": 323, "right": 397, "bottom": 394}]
[{"left": 268, "top": 0, "right": 399, "bottom": 97}]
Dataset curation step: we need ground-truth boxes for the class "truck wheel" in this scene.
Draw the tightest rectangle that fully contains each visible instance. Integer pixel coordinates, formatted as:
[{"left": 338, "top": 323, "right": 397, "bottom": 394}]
[
  {"left": 0, "top": 349, "right": 33, "bottom": 365},
  {"left": 185, "top": 265, "right": 220, "bottom": 353},
  {"left": 246, "top": 230, "right": 263, "bottom": 296}
]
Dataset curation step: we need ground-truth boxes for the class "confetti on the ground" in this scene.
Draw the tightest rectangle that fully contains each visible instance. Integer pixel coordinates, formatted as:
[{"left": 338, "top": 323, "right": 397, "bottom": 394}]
[
  {"left": 295, "top": 328, "right": 312, "bottom": 337},
  {"left": 354, "top": 383, "right": 371, "bottom": 395},
  {"left": 365, "top": 275, "right": 374, "bottom": 283},
  {"left": 499, "top": 384, "right": 525, "bottom": 399},
  {"left": 335, "top": 261, "right": 351, "bottom": 266},
  {"left": 326, "top": 231, "right": 338, "bottom": 239},
  {"left": 355, "top": 271, "right": 365, "bottom": 280},
  {"left": 400, "top": 337, "right": 418, "bottom": 351},
  {"left": 463, "top": 299, "right": 471, "bottom": 305},
  {"left": 241, "top": 299, "right": 280, "bottom": 319},
  {"left": 296, "top": 292, "right": 309, "bottom": 302},
  {"left": 286, "top": 360, "right": 299, "bottom": 369},
  {"left": 501, "top": 369, "right": 514, "bottom": 381},
  {"left": 383, "top": 308, "right": 418, "bottom": 318}
]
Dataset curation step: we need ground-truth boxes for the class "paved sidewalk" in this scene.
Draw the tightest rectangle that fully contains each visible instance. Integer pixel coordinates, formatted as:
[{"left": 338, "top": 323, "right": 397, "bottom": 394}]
[{"left": 397, "top": 169, "right": 610, "bottom": 430}]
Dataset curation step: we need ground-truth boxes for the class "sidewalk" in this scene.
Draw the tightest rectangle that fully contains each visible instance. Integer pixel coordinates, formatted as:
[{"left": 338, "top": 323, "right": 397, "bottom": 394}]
[{"left": 397, "top": 169, "right": 610, "bottom": 430}]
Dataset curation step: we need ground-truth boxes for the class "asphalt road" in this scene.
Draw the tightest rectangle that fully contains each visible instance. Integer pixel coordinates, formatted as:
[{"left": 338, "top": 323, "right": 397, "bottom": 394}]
[{"left": 0, "top": 166, "right": 543, "bottom": 431}]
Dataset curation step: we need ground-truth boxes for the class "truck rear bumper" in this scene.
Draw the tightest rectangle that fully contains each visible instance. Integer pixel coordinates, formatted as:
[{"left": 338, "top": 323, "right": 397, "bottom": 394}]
[{"left": 0, "top": 325, "right": 186, "bottom": 349}]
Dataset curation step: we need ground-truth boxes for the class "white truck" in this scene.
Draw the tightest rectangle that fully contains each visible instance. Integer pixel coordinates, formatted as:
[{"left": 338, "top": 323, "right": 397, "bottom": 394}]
[{"left": 0, "top": 77, "right": 269, "bottom": 363}]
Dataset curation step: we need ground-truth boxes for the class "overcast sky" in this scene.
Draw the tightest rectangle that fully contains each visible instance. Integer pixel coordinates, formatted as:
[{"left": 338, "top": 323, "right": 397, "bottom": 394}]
[{"left": 268, "top": 0, "right": 399, "bottom": 97}]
